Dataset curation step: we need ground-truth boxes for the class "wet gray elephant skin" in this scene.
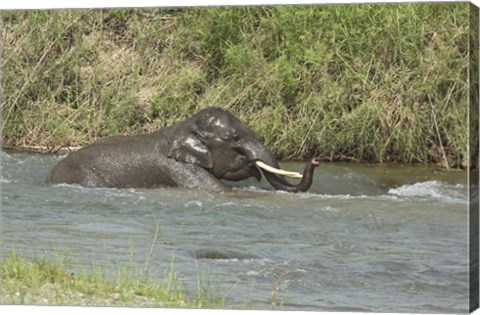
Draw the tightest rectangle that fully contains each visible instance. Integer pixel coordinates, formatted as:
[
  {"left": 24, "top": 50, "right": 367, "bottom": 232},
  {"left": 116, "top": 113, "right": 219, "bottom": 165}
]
[{"left": 47, "top": 107, "right": 318, "bottom": 192}]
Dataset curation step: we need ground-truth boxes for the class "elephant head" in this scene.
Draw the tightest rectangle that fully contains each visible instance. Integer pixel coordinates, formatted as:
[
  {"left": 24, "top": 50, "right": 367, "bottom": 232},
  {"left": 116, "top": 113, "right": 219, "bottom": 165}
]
[{"left": 167, "top": 107, "right": 317, "bottom": 192}]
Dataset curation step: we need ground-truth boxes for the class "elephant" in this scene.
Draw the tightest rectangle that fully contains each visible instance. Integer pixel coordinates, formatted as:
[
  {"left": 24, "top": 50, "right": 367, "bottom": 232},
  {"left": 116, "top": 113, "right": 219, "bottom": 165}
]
[{"left": 47, "top": 107, "right": 319, "bottom": 192}]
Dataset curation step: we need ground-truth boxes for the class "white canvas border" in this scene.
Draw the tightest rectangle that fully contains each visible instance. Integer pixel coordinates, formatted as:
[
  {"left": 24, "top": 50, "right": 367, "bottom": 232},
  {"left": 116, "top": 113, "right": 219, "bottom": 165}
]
[
  {"left": 1, "top": 0, "right": 479, "bottom": 10},
  {"left": 0, "top": 1, "right": 478, "bottom": 315}
]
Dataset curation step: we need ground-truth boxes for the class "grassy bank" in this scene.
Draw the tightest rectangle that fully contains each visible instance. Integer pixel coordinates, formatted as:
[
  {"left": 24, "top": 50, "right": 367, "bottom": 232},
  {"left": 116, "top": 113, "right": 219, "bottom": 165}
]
[
  {"left": 1, "top": 252, "right": 224, "bottom": 308},
  {"left": 1, "top": 3, "right": 474, "bottom": 167}
]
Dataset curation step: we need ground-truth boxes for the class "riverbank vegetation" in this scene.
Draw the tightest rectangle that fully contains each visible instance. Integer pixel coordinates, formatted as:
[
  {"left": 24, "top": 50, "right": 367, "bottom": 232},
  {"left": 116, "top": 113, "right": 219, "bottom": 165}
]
[
  {"left": 1, "top": 251, "right": 224, "bottom": 308},
  {"left": 1, "top": 3, "right": 475, "bottom": 167}
]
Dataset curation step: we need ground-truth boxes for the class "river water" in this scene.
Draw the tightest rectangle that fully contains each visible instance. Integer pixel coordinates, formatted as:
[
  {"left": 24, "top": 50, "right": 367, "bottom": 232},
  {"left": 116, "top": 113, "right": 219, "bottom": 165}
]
[{"left": 0, "top": 151, "right": 473, "bottom": 312}]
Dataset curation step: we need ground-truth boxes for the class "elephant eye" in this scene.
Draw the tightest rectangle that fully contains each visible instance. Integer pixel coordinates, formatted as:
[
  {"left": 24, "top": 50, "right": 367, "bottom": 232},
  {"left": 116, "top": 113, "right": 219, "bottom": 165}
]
[{"left": 232, "top": 133, "right": 240, "bottom": 142}]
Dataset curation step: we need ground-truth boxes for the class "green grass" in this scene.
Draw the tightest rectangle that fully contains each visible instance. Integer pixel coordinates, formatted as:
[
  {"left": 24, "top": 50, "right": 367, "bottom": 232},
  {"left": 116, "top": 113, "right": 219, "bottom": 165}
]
[
  {"left": 1, "top": 224, "right": 225, "bottom": 307},
  {"left": 1, "top": 250, "right": 225, "bottom": 308},
  {"left": 1, "top": 3, "right": 474, "bottom": 167}
]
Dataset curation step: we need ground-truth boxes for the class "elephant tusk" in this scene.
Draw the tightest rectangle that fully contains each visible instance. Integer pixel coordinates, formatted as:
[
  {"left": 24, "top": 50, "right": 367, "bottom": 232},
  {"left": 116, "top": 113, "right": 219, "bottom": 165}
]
[{"left": 255, "top": 161, "right": 303, "bottom": 178}]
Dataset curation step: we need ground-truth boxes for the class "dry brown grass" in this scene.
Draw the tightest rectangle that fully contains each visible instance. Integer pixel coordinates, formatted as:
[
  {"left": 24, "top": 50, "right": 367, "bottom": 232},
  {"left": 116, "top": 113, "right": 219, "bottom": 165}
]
[{"left": 1, "top": 4, "right": 475, "bottom": 167}]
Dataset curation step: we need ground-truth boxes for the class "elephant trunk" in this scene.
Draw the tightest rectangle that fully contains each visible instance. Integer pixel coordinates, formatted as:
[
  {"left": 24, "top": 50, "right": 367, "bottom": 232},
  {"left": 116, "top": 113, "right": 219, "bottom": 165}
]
[
  {"left": 243, "top": 142, "right": 319, "bottom": 193},
  {"left": 261, "top": 158, "right": 320, "bottom": 193}
]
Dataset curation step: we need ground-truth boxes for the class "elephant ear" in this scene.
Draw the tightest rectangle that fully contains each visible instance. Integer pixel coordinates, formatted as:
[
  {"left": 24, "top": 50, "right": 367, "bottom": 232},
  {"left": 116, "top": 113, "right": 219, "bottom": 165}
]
[{"left": 168, "top": 130, "right": 213, "bottom": 170}]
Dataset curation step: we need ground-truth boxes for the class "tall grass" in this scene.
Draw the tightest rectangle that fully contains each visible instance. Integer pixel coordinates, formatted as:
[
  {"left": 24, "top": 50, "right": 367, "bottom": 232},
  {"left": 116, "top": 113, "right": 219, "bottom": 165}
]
[{"left": 1, "top": 3, "right": 473, "bottom": 167}]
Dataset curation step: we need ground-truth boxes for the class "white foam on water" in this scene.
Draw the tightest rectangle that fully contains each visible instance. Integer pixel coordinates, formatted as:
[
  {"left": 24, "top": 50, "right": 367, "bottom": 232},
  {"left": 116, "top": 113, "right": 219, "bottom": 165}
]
[
  {"left": 245, "top": 270, "right": 259, "bottom": 276},
  {"left": 0, "top": 177, "right": 13, "bottom": 183},
  {"left": 298, "top": 191, "right": 400, "bottom": 202},
  {"left": 52, "top": 183, "right": 148, "bottom": 202},
  {"left": 388, "top": 180, "right": 467, "bottom": 204},
  {"left": 183, "top": 200, "right": 203, "bottom": 208},
  {"left": 322, "top": 206, "right": 340, "bottom": 212}
]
